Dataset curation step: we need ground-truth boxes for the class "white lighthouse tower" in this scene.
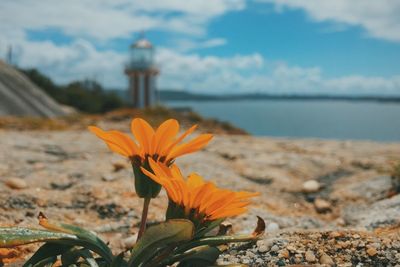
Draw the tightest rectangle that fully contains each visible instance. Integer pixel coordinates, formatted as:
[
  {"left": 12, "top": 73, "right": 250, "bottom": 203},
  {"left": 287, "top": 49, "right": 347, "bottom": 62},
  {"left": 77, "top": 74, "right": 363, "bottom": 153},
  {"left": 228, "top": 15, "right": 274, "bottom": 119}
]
[{"left": 125, "top": 37, "right": 159, "bottom": 108}]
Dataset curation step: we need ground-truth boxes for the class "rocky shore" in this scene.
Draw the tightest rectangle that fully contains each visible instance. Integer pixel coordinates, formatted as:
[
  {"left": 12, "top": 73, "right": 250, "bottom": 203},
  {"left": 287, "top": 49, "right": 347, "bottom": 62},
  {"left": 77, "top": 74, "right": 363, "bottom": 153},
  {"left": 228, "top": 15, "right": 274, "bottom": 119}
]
[{"left": 0, "top": 124, "right": 399, "bottom": 266}]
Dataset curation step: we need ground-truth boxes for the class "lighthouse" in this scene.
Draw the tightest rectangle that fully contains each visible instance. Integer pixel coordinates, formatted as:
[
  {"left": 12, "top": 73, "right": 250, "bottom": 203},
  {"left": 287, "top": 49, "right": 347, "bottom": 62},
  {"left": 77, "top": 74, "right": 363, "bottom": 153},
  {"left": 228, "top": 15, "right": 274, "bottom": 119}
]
[{"left": 125, "top": 37, "right": 159, "bottom": 108}]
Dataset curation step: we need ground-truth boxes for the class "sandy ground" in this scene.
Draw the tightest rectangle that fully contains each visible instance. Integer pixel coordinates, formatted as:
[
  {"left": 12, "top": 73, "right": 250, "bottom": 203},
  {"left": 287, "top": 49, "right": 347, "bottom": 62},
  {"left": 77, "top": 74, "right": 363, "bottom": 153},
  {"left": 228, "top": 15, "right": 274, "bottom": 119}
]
[{"left": 0, "top": 127, "right": 399, "bottom": 266}]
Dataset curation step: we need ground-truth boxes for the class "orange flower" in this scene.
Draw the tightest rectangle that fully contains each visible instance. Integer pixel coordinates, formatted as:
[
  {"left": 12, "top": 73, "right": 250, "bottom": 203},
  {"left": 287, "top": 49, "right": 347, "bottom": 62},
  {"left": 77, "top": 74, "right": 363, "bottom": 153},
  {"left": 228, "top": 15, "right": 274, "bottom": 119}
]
[
  {"left": 141, "top": 158, "right": 259, "bottom": 224},
  {"left": 89, "top": 118, "right": 213, "bottom": 198},
  {"left": 88, "top": 118, "right": 213, "bottom": 166}
]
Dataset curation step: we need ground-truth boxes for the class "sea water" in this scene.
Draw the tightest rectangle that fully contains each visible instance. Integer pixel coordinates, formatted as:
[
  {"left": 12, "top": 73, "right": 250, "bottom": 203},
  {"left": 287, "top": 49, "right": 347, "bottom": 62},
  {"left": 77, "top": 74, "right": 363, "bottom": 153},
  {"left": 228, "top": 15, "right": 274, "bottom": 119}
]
[{"left": 165, "top": 100, "right": 400, "bottom": 141}]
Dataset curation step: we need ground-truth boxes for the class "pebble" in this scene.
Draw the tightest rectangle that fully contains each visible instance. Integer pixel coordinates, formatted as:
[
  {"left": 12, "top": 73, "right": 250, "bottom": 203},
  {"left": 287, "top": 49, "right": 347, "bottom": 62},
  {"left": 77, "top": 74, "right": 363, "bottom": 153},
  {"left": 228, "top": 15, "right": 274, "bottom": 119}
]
[
  {"left": 266, "top": 222, "right": 280, "bottom": 232},
  {"left": 366, "top": 247, "right": 378, "bottom": 257},
  {"left": 302, "top": 180, "right": 321, "bottom": 193},
  {"left": 102, "top": 174, "right": 116, "bottom": 181},
  {"left": 314, "top": 198, "right": 332, "bottom": 213},
  {"left": 123, "top": 235, "right": 137, "bottom": 248},
  {"left": 258, "top": 245, "right": 269, "bottom": 253},
  {"left": 5, "top": 177, "right": 28, "bottom": 189},
  {"left": 320, "top": 254, "right": 334, "bottom": 266},
  {"left": 279, "top": 249, "right": 289, "bottom": 259},
  {"left": 112, "top": 161, "right": 127, "bottom": 172},
  {"left": 271, "top": 245, "right": 279, "bottom": 252},
  {"left": 305, "top": 250, "right": 316, "bottom": 263}
]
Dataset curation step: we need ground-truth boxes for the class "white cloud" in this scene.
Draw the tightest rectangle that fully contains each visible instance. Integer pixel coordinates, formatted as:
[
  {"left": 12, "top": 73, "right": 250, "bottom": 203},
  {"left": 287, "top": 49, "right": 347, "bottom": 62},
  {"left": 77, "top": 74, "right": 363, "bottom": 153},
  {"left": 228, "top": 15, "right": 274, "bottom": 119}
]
[
  {"left": 156, "top": 50, "right": 400, "bottom": 95},
  {"left": 0, "top": 0, "right": 245, "bottom": 40},
  {"left": 173, "top": 38, "right": 227, "bottom": 52},
  {"left": 0, "top": 0, "right": 399, "bottom": 96},
  {"left": 258, "top": 0, "right": 400, "bottom": 42},
  {"left": 2, "top": 37, "right": 399, "bottom": 95}
]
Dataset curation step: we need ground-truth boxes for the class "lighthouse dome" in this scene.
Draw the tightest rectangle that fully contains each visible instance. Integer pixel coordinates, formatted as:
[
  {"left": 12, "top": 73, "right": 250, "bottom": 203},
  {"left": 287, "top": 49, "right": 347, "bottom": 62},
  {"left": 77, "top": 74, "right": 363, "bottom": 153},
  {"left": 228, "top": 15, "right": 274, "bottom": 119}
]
[{"left": 132, "top": 38, "right": 153, "bottom": 49}]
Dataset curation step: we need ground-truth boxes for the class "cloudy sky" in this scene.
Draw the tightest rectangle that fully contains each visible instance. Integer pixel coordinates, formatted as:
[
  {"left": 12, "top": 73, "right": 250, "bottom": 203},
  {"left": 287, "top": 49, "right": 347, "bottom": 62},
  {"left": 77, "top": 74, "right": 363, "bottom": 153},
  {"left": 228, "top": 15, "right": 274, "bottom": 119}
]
[{"left": 1, "top": 0, "right": 400, "bottom": 95}]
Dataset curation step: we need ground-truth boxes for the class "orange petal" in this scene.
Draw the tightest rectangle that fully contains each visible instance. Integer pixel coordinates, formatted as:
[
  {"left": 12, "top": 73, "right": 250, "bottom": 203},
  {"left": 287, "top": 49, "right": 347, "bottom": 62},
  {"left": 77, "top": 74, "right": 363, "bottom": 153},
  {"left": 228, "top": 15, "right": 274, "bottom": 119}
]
[
  {"left": 148, "top": 158, "right": 171, "bottom": 178},
  {"left": 208, "top": 207, "right": 247, "bottom": 220},
  {"left": 141, "top": 167, "right": 179, "bottom": 202},
  {"left": 140, "top": 167, "right": 164, "bottom": 185},
  {"left": 194, "top": 182, "right": 217, "bottom": 210},
  {"left": 202, "top": 191, "right": 235, "bottom": 214},
  {"left": 161, "top": 124, "right": 197, "bottom": 156},
  {"left": 109, "top": 131, "right": 140, "bottom": 155},
  {"left": 187, "top": 173, "right": 205, "bottom": 189},
  {"left": 235, "top": 191, "right": 260, "bottom": 200},
  {"left": 170, "top": 164, "right": 185, "bottom": 181},
  {"left": 88, "top": 126, "right": 132, "bottom": 157},
  {"left": 131, "top": 118, "right": 155, "bottom": 154},
  {"left": 154, "top": 119, "right": 179, "bottom": 155},
  {"left": 166, "top": 134, "right": 213, "bottom": 161}
]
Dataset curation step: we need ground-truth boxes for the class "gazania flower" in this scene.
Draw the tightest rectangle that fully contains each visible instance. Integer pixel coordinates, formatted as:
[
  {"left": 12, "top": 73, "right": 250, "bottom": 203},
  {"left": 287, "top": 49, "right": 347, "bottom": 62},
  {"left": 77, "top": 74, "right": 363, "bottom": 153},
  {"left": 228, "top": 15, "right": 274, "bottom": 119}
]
[
  {"left": 141, "top": 158, "right": 259, "bottom": 227},
  {"left": 89, "top": 118, "right": 213, "bottom": 198}
]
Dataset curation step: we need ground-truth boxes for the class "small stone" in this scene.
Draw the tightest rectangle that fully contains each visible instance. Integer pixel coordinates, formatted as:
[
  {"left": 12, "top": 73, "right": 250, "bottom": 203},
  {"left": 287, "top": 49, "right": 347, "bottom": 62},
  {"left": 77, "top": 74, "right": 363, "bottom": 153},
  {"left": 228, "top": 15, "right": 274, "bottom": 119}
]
[
  {"left": 267, "top": 222, "right": 280, "bottom": 232},
  {"left": 241, "top": 258, "right": 250, "bottom": 264},
  {"left": 320, "top": 254, "right": 334, "bottom": 266},
  {"left": 279, "top": 249, "right": 289, "bottom": 259},
  {"left": 302, "top": 180, "right": 321, "bottom": 193},
  {"left": 102, "top": 174, "right": 116, "bottom": 181},
  {"left": 123, "top": 235, "right": 137, "bottom": 248},
  {"left": 258, "top": 245, "right": 269, "bottom": 253},
  {"left": 371, "top": 242, "right": 381, "bottom": 249},
  {"left": 366, "top": 247, "right": 378, "bottom": 257},
  {"left": 305, "top": 250, "right": 316, "bottom": 263},
  {"left": 5, "top": 178, "right": 28, "bottom": 189},
  {"left": 314, "top": 198, "right": 332, "bottom": 213},
  {"left": 112, "top": 161, "right": 127, "bottom": 172},
  {"left": 357, "top": 241, "right": 365, "bottom": 248},
  {"left": 246, "top": 251, "right": 255, "bottom": 258},
  {"left": 271, "top": 245, "right": 279, "bottom": 252}
]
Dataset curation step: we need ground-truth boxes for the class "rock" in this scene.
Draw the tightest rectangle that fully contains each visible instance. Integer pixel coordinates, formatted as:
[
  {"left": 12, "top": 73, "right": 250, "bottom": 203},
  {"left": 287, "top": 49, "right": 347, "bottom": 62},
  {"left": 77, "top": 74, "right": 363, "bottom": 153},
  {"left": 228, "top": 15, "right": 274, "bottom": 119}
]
[
  {"left": 123, "top": 235, "right": 137, "bottom": 248},
  {"left": 366, "top": 247, "right": 378, "bottom": 257},
  {"left": 278, "top": 249, "right": 289, "bottom": 259},
  {"left": 302, "top": 180, "right": 320, "bottom": 193},
  {"left": 271, "top": 245, "right": 279, "bottom": 252},
  {"left": 320, "top": 254, "right": 334, "bottom": 265},
  {"left": 112, "top": 161, "right": 127, "bottom": 172},
  {"left": 336, "top": 176, "right": 393, "bottom": 202},
  {"left": 266, "top": 222, "right": 280, "bottom": 232},
  {"left": 314, "top": 198, "right": 332, "bottom": 213},
  {"left": 258, "top": 245, "right": 269, "bottom": 253},
  {"left": 4, "top": 178, "right": 28, "bottom": 189},
  {"left": 305, "top": 250, "right": 316, "bottom": 263},
  {"left": 343, "top": 194, "right": 400, "bottom": 229},
  {"left": 102, "top": 174, "right": 116, "bottom": 181}
]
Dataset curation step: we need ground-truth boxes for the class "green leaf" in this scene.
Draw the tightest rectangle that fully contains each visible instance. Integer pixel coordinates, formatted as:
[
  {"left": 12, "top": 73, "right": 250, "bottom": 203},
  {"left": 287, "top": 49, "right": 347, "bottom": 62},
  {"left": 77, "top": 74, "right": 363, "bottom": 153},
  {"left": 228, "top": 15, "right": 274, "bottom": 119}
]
[
  {"left": 77, "top": 249, "right": 99, "bottom": 267},
  {"left": 61, "top": 247, "right": 82, "bottom": 266},
  {"left": 23, "top": 243, "right": 71, "bottom": 267},
  {"left": 38, "top": 214, "right": 113, "bottom": 264},
  {"left": 194, "top": 219, "right": 224, "bottom": 238},
  {"left": 111, "top": 252, "right": 127, "bottom": 267},
  {"left": 176, "top": 234, "right": 259, "bottom": 255},
  {"left": 177, "top": 246, "right": 222, "bottom": 267},
  {"left": 31, "top": 256, "right": 57, "bottom": 267},
  {"left": 0, "top": 227, "right": 77, "bottom": 247},
  {"left": 128, "top": 219, "right": 195, "bottom": 267},
  {"left": 176, "top": 216, "right": 265, "bottom": 254}
]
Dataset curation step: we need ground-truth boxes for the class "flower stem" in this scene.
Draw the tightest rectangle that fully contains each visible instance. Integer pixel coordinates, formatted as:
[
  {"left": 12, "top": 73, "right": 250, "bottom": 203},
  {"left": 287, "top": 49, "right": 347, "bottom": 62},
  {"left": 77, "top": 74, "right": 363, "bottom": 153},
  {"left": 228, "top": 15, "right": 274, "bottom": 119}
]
[{"left": 137, "top": 197, "right": 151, "bottom": 242}]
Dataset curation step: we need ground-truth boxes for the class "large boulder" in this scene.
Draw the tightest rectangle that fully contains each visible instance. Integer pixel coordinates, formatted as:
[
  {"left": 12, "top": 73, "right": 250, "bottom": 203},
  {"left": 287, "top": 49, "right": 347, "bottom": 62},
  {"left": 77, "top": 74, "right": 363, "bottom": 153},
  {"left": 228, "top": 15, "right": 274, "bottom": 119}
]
[{"left": 0, "top": 60, "right": 65, "bottom": 117}]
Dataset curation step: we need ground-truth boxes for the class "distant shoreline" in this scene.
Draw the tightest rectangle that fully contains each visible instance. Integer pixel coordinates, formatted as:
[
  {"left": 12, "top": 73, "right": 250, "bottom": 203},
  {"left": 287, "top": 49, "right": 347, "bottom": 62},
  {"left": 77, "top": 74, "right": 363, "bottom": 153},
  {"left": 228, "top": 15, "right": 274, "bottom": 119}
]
[{"left": 159, "top": 90, "right": 400, "bottom": 103}]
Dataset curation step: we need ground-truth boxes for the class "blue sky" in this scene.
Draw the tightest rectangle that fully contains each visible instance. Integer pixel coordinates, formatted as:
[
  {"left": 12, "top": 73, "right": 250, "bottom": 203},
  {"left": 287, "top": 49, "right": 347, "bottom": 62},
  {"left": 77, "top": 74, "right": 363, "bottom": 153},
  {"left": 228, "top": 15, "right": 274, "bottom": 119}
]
[{"left": 1, "top": 0, "right": 400, "bottom": 95}]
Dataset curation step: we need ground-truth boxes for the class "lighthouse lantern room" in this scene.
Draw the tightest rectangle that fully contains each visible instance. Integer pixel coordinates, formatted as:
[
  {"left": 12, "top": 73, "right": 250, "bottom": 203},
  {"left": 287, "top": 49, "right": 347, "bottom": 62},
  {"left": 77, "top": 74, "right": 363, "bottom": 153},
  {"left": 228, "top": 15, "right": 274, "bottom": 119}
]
[{"left": 125, "top": 38, "right": 159, "bottom": 108}]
